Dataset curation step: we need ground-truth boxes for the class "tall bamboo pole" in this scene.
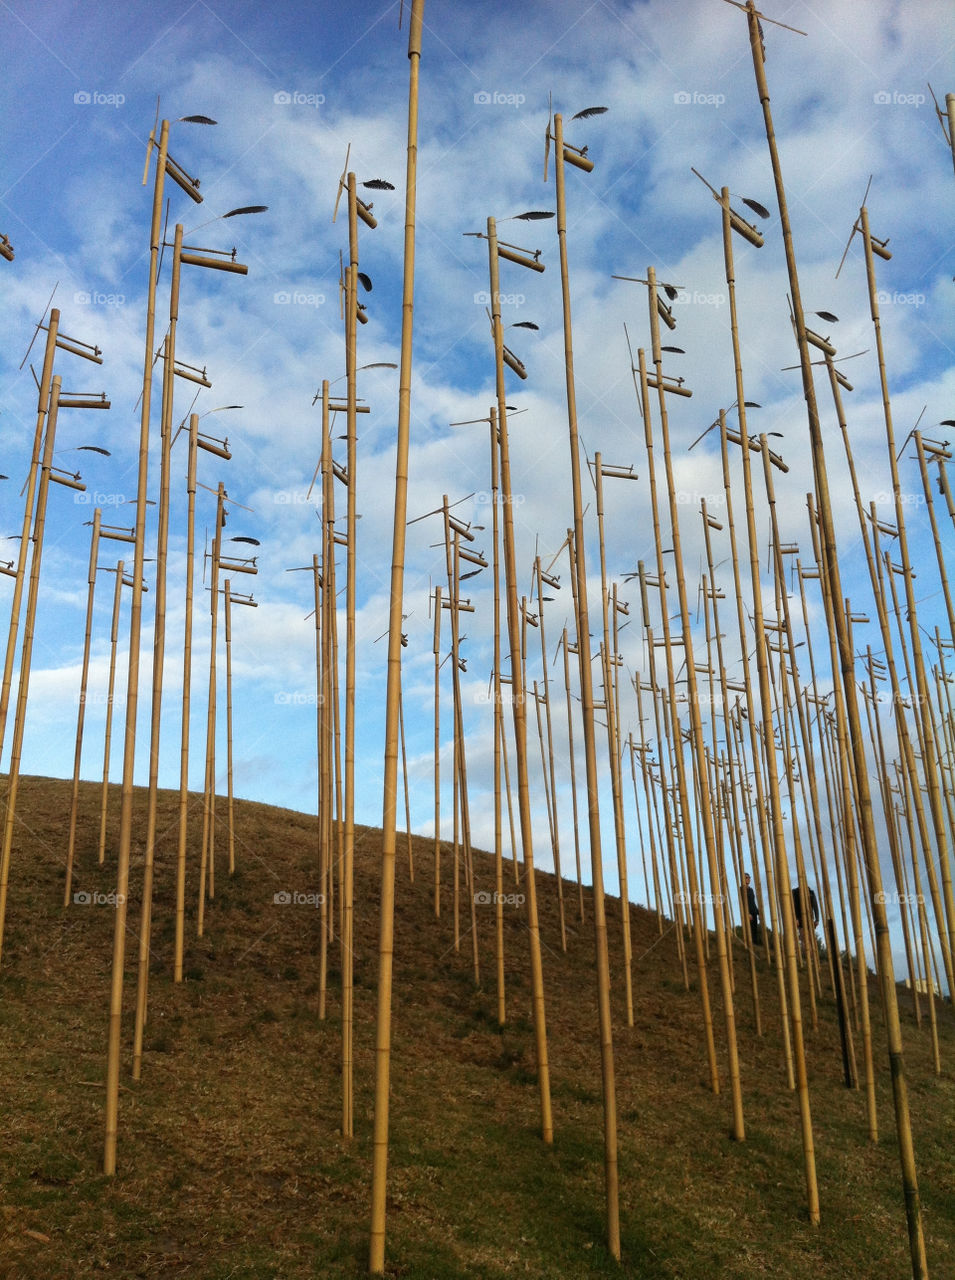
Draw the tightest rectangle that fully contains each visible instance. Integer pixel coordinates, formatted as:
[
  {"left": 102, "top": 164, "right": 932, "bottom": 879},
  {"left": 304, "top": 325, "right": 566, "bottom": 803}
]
[
  {"left": 369, "top": 4, "right": 423, "bottom": 1266},
  {"left": 97, "top": 564, "right": 127, "bottom": 866},
  {"left": 643, "top": 268, "right": 744, "bottom": 1139},
  {"left": 0, "top": 309, "right": 60, "bottom": 765},
  {"left": 636, "top": 348, "right": 720, "bottom": 1093},
  {"left": 197, "top": 483, "right": 225, "bottom": 935},
  {"left": 105, "top": 116, "right": 175, "bottom": 1174},
  {"left": 594, "top": 459, "right": 634, "bottom": 1021},
  {"left": 736, "top": 5, "right": 923, "bottom": 1256},
  {"left": 551, "top": 110, "right": 618, "bottom": 1255},
  {"left": 0, "top": 379, "right": 95, "bottom": 955},
  {"left": 487, "top": 215, "right": 553, "bottom": 1145}
]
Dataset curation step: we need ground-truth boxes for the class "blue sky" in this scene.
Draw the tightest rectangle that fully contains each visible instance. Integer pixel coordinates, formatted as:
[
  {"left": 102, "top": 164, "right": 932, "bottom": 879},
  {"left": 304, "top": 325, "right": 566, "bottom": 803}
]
[{"left": 1, "top": 0, "right": 953, "bottom": 964}]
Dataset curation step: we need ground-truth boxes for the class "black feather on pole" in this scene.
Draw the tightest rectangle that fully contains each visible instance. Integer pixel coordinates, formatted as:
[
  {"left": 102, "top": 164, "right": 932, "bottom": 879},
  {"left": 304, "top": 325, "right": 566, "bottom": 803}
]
[
  {"left": 742, "top": 197, "right": 771, "bottom": 219},
  {"left": 179, "top": 115, "right": 217, "bottom": 124},
  {"left": 362, "top": 179, "right": 395, "bottom": 190},
  {"left": 357, "top": 272, "right": 373, "bottom": 292},
  {"left": 815, "top": 310, "right": 839, "bottom": 323},
  {"left": 571, "top": 106, "right": 608, "bottom": 119},
  {"left": 223, "top": 205, "right": 269, "bottom": 217},
  {"left": 515, "top": 210, "right": 555, "bottom": 220}
]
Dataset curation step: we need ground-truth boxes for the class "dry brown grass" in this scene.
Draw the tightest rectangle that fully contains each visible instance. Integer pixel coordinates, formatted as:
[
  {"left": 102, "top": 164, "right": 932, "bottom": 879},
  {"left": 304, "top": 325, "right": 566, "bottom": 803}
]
[{"left": 0, "top": 774, "right": 953, "bottom": 1278}]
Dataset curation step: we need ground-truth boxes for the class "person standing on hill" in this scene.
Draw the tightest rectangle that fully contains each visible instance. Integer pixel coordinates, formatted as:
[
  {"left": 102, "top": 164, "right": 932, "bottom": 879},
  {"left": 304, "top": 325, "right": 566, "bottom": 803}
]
[
  {"left": 743, "top": 872, "right": 760, "bottom": 945},
  {"left": 791, "top": 884, "right": 819, "bottom": 941}
]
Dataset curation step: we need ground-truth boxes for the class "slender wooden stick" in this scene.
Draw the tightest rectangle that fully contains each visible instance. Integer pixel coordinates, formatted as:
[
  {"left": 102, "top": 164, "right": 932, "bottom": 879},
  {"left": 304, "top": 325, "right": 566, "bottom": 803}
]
[
  {"left": 552, "top": 111, "right": 618, "bottom": 1254},
  {"left": 65, "top": 509, "right": 102, "bottom": 905},
  {"left": 369, "top": 5, "right": 424, "bottom": 1265}
]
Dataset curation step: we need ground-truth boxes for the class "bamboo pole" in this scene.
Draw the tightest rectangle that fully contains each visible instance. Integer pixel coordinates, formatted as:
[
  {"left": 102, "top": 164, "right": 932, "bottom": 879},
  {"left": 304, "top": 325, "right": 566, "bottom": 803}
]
[
  {"left": 551, "top": 111, "right": 618, "bottom": 1254},
  {"left": 369, "top": 4, "right": 423, "bottom": 1265},
  {"left": 643, "top": 269, "right": 744, "bottom": 1139},
  {"left": 197, "top": 483, "right": 225, "bottom": 936},
  {"left": 104, "top": 116, "right": 174, "bottom": 1174},
  {"left": 0, "top": 309, "right": 60, "bottom": 765},
  {"left": 490, "top": 411, "right": 506, "bottom": 1022},
  {"left": 0, "top": 379, "right": 97, "bottom": 957},
  {"left": 64, "top": 508, "right": 102, "bottom": 904},
  {"left": 859, "top": 205, "right": 955, "bottom": 988},
  {"left": 487, "top": 214, "right": 553, "bottom": 1145},
  {"left": 97, "top": 563, "right": 126, "bottom": 867},
  {"left": 593, "top": 459, "right": 634, "bottom": 1020},
  {"left": 432, "top": 584, "right": 442, "bottom": 917},
  {"left": 560, "top": 628, "right": 586, "bottom": 923},
  {"left": 635, "top": 346, "right": 721, "bottom": 1095},
  {"left": 534, "top": 557, "right": 567, "bottom": 952},
  {"left": 736, "top": 4, "right": 923, "bottom": 1253}
]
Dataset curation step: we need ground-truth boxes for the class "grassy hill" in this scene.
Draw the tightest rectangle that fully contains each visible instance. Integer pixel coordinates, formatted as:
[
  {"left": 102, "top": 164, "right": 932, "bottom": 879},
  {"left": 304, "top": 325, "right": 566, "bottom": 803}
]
[{"left": 0, "top": 774, "right": 953, "bottom": 1278}]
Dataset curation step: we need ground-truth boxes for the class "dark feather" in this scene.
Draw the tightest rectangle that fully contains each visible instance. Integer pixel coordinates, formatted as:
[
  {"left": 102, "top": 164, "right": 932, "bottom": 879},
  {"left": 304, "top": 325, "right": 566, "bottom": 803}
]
[
  {"left": 571, "top": 106, "right": 608, "bottom": 120},
  {"left": 663, "top": 284, "right": 678, "bottom": 300},
  {"left": 815, "top": 310, "right": 839, "bottom": 323},
  {"left": 77, "top": 445, "right": 111, "bottom": 455},
  {"left": 223, "top": 205, "right": 268, "bottom": 217},
  {"left": 179, "top": 114, "right": 217, "bottom": 125},
  {"left": 661, "top": 345, "right": 684, "bottom": 354},
  {"left": 515, "top": 210, "right": 555, "bottom": 220},
  {"left": 512, "top": 321, "right": 539, "bottom": 330},
  {"left": 742, "top": 197, "right": 771, "bottom": 220},
  {"left": 362, "top": 179, "right": 394, "bottom": 190},
  {"left": 357, "top": 271, "right": 373, "bottom": 292},
  {"left": 231, "top": 536, "right": 260, "bottom": 545}
]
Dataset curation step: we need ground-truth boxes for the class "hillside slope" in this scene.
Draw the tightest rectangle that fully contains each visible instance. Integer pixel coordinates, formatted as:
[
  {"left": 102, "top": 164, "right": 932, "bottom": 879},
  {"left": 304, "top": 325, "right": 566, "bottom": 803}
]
[{"left": 0, "top": 775, "right": 953, "bottom": 1278}]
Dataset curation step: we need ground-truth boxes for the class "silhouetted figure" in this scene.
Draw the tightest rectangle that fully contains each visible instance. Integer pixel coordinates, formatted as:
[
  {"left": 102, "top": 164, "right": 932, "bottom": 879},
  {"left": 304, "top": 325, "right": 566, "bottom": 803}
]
[
  {"left": 791, "top": 884, "right": 819, "bottom": 940},
  {"left": 743, "top": 872, "right": 761, "bottom": 945}
]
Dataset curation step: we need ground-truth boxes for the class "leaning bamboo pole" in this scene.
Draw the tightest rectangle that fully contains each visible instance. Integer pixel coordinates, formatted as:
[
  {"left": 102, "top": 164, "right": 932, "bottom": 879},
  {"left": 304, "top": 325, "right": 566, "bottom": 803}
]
[
  {"left": 487, "top": 214, "right": 553, "bottom": 1145},
  {"left": 551, "top": 109, "right": 619, "bottom": 1255},
  {"left": 97, "top": 563, "right": 127, "bottom": 867},
  {"left": 0, "top": 309, "right": 60, "bottom": 767},
  {"left": 369, "top": 4, "right": 424, "bottom": 1266},
  {"left": 736, "top": 3, "right": 924, "bottom": 1256},
  {"left": 644, "top": 269, "right": 745, "bottom": 1139},
  {"left": 64, "top": 508, "right": 102, "bottom": 904},
  {"left": 858, "top": 204, "right": 955, "bottom": 986},
  {"left": 0, "top": 378, "right": 96, "bottom": 957},
  {"left": 534, "top": 557, "right": 567, "bottom": 952},
  {"left": 560, "top": 626, "right": 585, "bottom": 923},
  {"left": 635, "top": 343, "right": 722, "bottom": 1097},
  {"left": 490, "top": 411, "right": 506, "bottom": 1022},
  {"left": 593, "top": 458, "right": 634, "bottom": 1020}
]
